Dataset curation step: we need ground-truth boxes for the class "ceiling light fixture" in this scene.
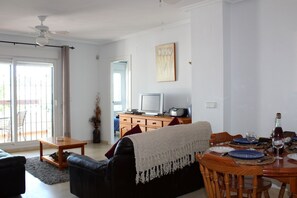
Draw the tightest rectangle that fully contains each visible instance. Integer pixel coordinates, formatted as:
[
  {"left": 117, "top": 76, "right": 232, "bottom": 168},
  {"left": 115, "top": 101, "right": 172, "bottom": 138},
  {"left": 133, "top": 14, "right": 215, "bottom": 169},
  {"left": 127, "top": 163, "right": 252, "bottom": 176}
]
[{"left": 35, "top": 32, "right": 48, "bottom": 46}]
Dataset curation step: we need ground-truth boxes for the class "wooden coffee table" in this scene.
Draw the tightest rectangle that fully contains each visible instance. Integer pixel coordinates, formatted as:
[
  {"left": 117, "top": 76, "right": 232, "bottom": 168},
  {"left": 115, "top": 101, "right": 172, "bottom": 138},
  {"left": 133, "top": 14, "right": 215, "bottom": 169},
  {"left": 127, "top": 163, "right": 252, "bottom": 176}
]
[{"left": 38, "top": 137, "right": 87, "bottom": 170}]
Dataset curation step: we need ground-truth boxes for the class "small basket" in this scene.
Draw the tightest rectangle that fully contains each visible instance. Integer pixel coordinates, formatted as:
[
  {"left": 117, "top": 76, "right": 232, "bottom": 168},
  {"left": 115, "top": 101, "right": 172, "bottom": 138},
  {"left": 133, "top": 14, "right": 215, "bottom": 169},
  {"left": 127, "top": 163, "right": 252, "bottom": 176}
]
[{"left": 49, "top": 151, "right": 71, "bottom": 162}]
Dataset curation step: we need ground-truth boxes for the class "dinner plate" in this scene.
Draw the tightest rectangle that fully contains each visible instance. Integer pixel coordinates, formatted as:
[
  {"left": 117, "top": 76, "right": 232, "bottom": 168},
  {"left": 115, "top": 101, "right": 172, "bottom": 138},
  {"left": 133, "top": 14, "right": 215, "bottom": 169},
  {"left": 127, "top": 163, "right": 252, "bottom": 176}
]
[
  {"left": 209, "top": 146, "right": 235, "bottom": 153},
  {"left": 228, "top": 150, "right": 264, "bottom": 159},
  {"left": 287, "top": 153, "right": 297, "bottom": 161},
  {"left": 292, "top": 136, "right": 297, "bottom": 141},
  {"left": 233, "top": 138, "right": 258, "bottom": 144}
]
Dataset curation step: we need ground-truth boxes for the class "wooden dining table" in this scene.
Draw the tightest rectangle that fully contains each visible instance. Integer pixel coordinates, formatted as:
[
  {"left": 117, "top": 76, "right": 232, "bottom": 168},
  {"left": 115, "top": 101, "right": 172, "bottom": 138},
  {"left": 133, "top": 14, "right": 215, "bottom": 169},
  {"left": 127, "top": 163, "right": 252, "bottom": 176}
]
[
  {"left": 207, "top": 144, "right": 297, "bottom": 197},
  {"left": 263, "top": 154, "right": 297, "bottom": 198}
]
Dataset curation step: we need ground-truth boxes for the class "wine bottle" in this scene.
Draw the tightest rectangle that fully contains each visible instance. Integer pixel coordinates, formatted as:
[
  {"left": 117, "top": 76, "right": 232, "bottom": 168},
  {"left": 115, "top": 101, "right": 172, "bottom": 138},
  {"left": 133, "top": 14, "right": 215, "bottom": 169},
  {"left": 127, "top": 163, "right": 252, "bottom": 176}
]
[{"left": 273, "top": 112, "right": 284, "bottom": 154}]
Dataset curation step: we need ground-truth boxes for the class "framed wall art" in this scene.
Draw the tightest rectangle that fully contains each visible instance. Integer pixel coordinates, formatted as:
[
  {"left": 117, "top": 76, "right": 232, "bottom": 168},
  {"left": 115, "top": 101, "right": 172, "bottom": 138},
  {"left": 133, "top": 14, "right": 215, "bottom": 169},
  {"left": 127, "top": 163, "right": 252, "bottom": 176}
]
[{"left": 155, "top": 43, "right": 176, "bottom": 82}]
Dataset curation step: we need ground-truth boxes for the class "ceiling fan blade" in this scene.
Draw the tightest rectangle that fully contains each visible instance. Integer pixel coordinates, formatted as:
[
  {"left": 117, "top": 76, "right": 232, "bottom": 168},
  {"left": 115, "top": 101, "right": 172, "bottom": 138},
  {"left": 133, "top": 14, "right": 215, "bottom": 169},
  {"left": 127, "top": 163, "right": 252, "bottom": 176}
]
[
  {"left": 29, "top": 26, "right": 39, "bottom": 32},
  {"left": 49, "top": 30, "right": 69, "bottom": 35},
  {"left": 162, "top": 0, "right": 181, "bottom": 4}
]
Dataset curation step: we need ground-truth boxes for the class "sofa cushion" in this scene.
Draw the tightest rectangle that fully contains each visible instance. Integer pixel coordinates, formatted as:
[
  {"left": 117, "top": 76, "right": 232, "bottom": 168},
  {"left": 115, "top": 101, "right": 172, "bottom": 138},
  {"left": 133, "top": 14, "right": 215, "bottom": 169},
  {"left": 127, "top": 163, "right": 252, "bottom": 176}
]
[
  {"left": 168, "top": 117, "right": 180, "bottom": 126},
  {"left": 105, "top": 124, "right": 142, "bottom": 159}
]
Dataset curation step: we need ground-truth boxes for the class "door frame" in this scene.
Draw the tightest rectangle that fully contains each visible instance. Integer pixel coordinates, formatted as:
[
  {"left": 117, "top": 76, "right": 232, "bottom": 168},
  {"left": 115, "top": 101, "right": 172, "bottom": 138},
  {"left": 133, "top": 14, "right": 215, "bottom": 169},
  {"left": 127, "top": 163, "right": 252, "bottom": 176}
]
[{"left": 110, "top": 55, "right": 132, "bottom": 143}]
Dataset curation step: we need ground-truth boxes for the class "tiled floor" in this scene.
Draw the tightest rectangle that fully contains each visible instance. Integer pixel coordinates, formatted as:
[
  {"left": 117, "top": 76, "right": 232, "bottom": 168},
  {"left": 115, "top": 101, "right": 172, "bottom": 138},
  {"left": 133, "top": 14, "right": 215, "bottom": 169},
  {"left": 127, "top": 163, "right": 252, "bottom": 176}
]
[{"left": 10, "top": 143, "right": 286, "bottom": 198}]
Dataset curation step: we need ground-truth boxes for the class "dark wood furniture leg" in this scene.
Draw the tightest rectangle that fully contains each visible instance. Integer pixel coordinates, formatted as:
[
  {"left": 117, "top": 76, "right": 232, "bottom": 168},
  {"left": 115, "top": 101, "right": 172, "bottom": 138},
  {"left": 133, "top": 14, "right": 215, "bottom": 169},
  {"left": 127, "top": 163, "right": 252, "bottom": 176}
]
[{"left": 39, "top": 141, "right": 43, "bottom": 161}]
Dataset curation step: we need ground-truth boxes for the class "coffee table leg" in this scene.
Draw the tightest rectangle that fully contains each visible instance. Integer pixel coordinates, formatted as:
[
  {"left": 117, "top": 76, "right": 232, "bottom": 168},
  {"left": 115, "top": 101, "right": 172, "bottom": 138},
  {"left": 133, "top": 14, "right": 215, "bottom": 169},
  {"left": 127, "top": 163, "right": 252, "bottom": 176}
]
[
  {"left": 81, "top": 146, "right": 85, "bottom": 155},
  {"left": 39, "top": 142, "right": 43, "bottom": 161},
  {"left": 58, "top": 148, "right": 63, "bottom": 170}
]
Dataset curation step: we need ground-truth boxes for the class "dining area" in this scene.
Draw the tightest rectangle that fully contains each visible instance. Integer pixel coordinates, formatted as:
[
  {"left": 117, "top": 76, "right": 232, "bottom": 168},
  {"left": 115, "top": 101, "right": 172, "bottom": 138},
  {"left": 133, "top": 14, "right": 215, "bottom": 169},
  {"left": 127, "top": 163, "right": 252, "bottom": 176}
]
[{"left": 198, "top": 130, "right": 297, "bottom": 198}]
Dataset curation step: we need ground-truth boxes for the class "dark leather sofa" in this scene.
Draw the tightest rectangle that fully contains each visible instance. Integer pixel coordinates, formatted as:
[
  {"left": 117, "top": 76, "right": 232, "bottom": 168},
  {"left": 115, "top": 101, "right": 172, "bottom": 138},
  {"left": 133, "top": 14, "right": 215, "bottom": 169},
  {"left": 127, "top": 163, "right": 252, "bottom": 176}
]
[
  {"left": 0, "top": 149, "right": 26, "bottom": 197},
  {"left": 67, "top": 137, "right": 204, "bottom": 198}
]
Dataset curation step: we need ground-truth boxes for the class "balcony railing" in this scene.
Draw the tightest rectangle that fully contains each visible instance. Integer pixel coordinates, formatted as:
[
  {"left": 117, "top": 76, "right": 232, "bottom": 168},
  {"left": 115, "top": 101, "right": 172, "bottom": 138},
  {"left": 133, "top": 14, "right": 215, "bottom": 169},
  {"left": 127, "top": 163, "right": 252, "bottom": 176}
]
[
  {"left": 0, "top": 63, "right": 53, "bottom": 144},
  {"left": 0, "top": 104, "right": 53, "bottom": 143}
]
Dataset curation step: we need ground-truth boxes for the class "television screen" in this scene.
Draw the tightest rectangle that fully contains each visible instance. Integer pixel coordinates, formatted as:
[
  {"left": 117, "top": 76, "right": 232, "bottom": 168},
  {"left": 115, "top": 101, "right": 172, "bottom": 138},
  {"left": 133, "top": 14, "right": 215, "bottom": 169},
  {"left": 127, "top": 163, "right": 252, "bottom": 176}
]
[{"left": 139, "top": 93, "right": 164, "bottom": 115}]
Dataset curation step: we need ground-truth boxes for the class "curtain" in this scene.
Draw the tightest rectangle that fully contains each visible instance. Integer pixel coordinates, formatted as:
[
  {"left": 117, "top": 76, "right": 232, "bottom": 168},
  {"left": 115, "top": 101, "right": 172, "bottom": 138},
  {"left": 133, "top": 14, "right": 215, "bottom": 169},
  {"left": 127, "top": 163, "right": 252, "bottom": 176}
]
[{"left": 61, "top": 46, "right": 71, "bottom": 137}]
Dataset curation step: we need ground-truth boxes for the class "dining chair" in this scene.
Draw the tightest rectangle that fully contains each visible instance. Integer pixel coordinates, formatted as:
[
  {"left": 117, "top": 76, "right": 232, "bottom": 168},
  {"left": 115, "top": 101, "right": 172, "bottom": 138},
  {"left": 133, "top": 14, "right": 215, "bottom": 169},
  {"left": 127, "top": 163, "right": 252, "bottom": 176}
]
[
  {"left": 0, "top": 117, "right": 10, "bottom": 142},
  {"left": 209, "top": 131, "right": 243, "bottom": 146},
  {"left": 196, "top": 153, "right": 271, "bottom": 198},
  {"left": 0, "top": 111, "right": 27, "bottom": 142},
  {"left": 17, "top": 111, "right": 27, "bottom": 141}
]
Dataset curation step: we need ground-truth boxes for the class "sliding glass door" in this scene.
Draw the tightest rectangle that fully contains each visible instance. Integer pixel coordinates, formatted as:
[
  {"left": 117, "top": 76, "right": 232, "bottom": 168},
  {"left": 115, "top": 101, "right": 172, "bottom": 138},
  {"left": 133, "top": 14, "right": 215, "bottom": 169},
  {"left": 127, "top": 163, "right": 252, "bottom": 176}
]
[
  {"left": 0, "top": 62, "right": 12, "bottom": 143},
  {"left": 0, "top": 60, "right": 54, "bottom": 143}
]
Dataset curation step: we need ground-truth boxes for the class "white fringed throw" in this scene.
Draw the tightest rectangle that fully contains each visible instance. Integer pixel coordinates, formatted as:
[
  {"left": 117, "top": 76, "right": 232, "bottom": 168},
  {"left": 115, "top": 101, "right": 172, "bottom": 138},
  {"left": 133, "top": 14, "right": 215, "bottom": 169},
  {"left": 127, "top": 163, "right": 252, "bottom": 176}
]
[{"left": 127, "top": 121, "right": 212, "bottom": 184}]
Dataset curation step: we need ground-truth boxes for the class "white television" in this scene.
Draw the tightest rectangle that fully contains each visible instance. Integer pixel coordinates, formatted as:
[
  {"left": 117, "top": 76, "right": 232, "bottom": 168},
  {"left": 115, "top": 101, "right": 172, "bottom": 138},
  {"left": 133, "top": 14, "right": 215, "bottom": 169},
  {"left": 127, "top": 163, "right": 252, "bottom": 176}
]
[{"left": 138, "top": 93, "right": 164, "bottom": 115}]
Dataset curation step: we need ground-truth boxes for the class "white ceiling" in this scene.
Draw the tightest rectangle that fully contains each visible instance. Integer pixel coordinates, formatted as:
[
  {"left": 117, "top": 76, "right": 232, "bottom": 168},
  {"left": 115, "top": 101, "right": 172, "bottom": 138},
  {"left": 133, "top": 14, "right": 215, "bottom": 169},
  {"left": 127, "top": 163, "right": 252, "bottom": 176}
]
[{"left": 0, "top": 0, "right": 199, "bottom": 45}]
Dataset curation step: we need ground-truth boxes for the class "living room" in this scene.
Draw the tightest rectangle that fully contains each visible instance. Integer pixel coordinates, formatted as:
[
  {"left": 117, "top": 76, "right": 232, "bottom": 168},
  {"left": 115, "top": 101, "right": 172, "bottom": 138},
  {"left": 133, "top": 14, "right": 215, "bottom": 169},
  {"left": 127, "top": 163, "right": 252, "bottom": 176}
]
[{"left": 0, "top": 0, "right": 297, "bottom": 197}]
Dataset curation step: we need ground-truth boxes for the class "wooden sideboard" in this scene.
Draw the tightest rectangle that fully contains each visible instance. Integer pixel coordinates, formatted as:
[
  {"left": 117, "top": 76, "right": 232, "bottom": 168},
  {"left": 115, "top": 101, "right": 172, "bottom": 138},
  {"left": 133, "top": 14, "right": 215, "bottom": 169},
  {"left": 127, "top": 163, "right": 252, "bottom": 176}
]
[{"left": 119, "top": 113, "right": 192, "bottom": 137}]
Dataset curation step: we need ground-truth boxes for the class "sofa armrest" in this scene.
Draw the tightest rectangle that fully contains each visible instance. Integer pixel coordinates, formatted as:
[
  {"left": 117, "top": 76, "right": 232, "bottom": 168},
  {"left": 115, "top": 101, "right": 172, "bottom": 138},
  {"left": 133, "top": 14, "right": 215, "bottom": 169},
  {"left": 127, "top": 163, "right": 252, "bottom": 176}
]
[
  {"left": 67, "top": 153, "right": 108, "bottom": 176},
  {"left": 67, "top": 154, "right": 110, "bottom": 198},
  {"left": 0, "top": 150, "right": 26, "bottom": 197},
  {"left": 0, "top": 150, "right": 26, "bottom": 168}
]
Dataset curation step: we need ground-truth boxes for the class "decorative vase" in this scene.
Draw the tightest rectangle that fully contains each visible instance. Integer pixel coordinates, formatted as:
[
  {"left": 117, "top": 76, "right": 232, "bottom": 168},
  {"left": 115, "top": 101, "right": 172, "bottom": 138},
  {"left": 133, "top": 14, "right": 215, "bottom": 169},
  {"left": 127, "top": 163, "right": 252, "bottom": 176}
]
[{"left": 93, "top": 128, "right": 100, "bottom": 143}]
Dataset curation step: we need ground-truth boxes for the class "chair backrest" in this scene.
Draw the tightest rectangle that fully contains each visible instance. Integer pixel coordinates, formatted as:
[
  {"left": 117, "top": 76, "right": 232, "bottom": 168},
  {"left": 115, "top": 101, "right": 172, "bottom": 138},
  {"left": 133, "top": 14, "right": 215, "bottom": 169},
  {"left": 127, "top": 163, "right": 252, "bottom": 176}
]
[
  {"left": 196, "top": 153, "right": 264, "bottom": 198},
  {"left": 209, "top": 131, "right": 243, "bottom": 146},
  {"left": 283, "top": 131, "right": 296, "bottom": 138},
  {"left": 17, "top": 111, "right": 26, "bottom": 128}
]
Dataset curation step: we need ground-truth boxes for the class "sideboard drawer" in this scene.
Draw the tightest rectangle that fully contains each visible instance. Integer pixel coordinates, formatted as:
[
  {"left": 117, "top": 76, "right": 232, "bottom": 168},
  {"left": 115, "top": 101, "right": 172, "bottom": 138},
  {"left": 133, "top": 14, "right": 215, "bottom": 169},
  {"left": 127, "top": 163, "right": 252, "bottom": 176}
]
[
  {"left": 163, "top": 121, "right": 170, "bottom": 127},
  {"left": 147, "top": 120, "right": 162, "bottom": 127},
  {"left": 132, "top": 118, "right": 146, "bottom": 125},
  {"left": 120, "top": 124, "right": 132, "bottom": 136},
  {"left": 120, "top": 116, "right": 132, "bottom": 123}
]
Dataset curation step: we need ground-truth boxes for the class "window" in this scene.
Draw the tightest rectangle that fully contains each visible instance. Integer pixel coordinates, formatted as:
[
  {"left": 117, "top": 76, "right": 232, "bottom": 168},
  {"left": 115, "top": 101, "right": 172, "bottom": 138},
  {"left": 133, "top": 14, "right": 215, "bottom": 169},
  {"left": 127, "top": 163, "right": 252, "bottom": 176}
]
[{"left": 0, "top": 60, "right": 54, "bottom": 143}]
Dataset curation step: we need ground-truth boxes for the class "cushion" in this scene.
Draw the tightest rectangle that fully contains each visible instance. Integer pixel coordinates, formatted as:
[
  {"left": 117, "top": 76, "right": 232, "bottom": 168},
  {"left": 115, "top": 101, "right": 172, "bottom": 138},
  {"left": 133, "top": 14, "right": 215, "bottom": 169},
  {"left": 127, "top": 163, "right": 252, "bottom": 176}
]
[
  {"left": 168, "top": 117, "right": 180, "bottom": 126},
  {"left": 105, "top": 124, "right": 142, "bottom": 159}
]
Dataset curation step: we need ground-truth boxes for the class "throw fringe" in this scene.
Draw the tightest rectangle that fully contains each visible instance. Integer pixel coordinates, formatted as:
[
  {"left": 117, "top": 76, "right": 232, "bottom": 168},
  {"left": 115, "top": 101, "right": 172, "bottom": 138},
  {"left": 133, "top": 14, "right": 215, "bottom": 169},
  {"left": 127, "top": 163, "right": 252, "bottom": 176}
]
[
  {"left": 128, "top": 121, "right": 212, "bottom": 184},
  {"left": 136, "top": 139, "right": 208, "bottom": 184}
]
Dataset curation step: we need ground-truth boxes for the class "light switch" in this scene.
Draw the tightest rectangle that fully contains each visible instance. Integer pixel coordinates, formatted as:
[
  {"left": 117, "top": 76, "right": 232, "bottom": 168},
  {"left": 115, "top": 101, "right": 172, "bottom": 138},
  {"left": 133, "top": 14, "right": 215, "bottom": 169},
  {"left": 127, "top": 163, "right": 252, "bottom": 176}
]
[{"left": 205, "top": 102, "right": 217, "bottom": 108}]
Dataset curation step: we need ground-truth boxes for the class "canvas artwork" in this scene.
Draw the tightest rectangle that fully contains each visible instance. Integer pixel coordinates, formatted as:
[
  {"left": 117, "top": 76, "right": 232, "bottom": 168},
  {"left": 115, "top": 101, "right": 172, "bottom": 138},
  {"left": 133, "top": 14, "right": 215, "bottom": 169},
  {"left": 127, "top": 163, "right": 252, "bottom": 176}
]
[{"left": 156, "top": 43, "right": 176, "bottom": 82}]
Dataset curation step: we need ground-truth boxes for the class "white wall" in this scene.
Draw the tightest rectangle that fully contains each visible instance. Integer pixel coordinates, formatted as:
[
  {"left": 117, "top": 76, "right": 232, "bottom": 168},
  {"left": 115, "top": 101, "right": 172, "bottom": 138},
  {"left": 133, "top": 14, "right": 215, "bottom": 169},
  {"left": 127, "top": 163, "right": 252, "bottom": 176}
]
[
  {"left": 191, "top": 0, "right": 297, "bottom": 137},
  {"left": 191, "top": 1, "right": 226, "bottom": 133},
  {"left": 65, "top": 42, "right": 101, "bottom": 141},
  {"left": 98, "top": 22, "right": 192, "bottom": 143},
  {"left": 230, "top": 0, "right": 297, "bottom": 136}
]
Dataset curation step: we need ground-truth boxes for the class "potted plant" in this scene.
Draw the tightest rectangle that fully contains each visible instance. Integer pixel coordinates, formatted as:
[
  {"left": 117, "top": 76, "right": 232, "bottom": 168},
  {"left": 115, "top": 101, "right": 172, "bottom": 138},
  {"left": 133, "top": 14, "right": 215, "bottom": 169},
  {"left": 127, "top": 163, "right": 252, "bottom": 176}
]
[{"left": 89, "top": 93, "right": 101, "bottom": 143}]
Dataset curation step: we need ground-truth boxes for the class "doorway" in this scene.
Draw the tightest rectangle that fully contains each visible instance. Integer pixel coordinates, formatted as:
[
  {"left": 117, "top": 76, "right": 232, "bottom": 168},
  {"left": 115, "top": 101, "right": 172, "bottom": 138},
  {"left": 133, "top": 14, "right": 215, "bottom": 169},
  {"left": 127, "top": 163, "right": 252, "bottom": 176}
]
[{"left": 111, "top": 59, "right": 131, "bottom": 143}]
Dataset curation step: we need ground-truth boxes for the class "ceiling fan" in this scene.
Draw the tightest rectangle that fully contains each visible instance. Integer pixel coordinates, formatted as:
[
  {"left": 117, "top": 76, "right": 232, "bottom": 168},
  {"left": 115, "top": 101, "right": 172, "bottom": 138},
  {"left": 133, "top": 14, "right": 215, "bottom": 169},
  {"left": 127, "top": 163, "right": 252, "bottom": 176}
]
[
  {"left": 159, "top": 0, "right": 182, "bottom": 6},
  {"left": 33, "top": 15, "right": 68, "bottom": 46}
]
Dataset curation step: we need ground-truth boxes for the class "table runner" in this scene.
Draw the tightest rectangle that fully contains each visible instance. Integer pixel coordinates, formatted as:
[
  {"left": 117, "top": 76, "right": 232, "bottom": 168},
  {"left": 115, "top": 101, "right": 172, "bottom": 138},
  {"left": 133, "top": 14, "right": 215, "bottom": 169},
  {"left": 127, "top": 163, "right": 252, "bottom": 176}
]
[{"left": 230, "top": 155, "right": 275, "bottom": 165}]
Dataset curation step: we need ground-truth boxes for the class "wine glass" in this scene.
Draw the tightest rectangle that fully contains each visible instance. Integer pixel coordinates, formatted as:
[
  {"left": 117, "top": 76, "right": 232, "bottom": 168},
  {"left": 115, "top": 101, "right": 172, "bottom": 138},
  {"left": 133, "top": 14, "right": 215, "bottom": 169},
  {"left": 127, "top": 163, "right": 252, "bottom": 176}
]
[
  {"left": 246, "top": 132, "right": 257, "bottom": 143},
  {"left": 272, "top": 136, "right": 284, "bottom": 159}
]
